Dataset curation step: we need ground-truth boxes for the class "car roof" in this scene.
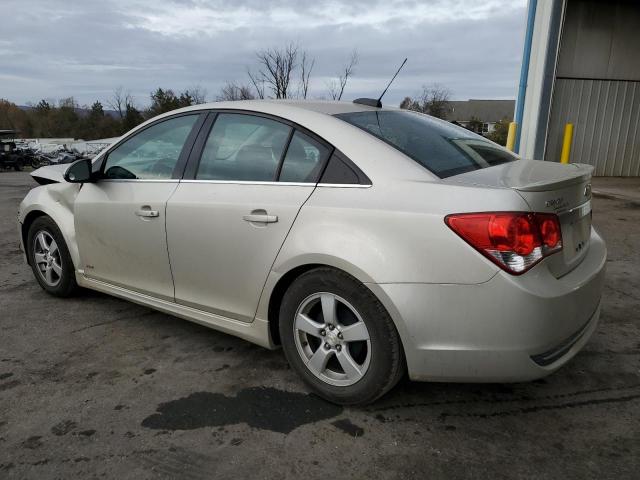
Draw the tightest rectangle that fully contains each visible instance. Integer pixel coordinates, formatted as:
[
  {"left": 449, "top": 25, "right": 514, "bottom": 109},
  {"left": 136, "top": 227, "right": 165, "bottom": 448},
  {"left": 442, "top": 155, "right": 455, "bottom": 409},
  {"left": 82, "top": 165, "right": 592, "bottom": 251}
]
[
  {"left": 261, "top": 99, "right": 390, "bottom": 115},
  {"left": 183, "top": 99, "right": 398, "bottom": 116}
]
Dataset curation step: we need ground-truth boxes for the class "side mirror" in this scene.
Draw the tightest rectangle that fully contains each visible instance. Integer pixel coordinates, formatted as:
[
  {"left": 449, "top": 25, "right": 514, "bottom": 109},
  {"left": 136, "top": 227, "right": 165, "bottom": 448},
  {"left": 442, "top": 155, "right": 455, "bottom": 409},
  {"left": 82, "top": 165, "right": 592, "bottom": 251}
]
[{"left": 64, "top": 158, "right": 93, "bottom": 183}]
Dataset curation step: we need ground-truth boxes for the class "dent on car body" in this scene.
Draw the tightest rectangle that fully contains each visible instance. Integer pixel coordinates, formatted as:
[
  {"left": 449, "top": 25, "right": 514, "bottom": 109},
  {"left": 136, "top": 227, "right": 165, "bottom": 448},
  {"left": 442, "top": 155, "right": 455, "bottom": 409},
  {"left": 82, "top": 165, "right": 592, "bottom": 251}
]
[
  {"left": 30, "top": 164, "right": 69, "bottom": 185},
  {"left": 18, "top": 180, "right": 82, "bottom": 270}
]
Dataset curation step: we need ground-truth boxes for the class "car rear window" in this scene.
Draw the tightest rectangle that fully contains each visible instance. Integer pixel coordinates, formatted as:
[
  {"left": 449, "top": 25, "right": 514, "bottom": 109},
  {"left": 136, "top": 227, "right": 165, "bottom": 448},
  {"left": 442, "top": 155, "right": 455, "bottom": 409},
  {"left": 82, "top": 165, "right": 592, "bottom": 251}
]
[{"left": 334, "top": 110, "right": 516, "bottom": 178}]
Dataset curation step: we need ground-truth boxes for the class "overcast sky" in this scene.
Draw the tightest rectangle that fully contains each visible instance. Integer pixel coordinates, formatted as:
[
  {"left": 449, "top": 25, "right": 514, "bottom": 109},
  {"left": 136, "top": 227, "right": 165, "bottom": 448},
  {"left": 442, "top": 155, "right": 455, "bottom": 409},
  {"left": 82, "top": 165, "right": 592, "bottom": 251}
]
[{"left": 2, "top": 0, "right": 527, "bottom": 108}]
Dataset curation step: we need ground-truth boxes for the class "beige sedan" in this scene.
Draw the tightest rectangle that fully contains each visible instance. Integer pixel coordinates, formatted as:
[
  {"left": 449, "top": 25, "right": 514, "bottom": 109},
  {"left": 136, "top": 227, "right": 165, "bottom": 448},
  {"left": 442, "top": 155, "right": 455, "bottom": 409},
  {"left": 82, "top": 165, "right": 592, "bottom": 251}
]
[{"left": 18, "top": 100, "right": 606, "bottom": 404}]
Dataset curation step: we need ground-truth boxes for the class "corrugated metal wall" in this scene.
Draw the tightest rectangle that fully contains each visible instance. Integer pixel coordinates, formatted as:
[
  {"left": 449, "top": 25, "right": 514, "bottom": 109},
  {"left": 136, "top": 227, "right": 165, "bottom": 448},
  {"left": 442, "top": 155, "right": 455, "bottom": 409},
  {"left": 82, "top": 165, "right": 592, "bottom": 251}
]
[
  {"left": 544, "top": 0, "right": 640, "bottom": 176},
  {"left": 546, "top": 78, "right": 640, "bottom": 175}
]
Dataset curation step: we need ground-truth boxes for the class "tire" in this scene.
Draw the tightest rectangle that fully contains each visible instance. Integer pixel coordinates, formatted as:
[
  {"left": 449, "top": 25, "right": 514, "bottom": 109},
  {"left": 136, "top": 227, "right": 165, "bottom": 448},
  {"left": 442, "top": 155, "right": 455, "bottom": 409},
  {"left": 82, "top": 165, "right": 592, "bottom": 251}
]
[
  {"left": 27, "top": 216, "right": 78, "bottom": 297},
  {"left": 279, "top": 267, "right": 405, "bottom": 405},
  {"left": 14, "top": 158, "right": 24, "bottom": 171}
]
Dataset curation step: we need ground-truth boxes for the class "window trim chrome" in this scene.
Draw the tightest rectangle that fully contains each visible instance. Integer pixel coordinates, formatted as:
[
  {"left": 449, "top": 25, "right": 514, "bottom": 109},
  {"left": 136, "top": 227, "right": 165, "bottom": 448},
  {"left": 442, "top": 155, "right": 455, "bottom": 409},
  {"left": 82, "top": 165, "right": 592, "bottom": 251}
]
[
  {"left": 98, "top": 178, "right": 180, "bottom": 184},
  {"left": 316, "top": 183, "right": 372, "bottom": 189},
  {"left": 178, "top": 179, "right": 371, "bottom": 188},
  {"left": 179, "top": 179, "right": 314, "bottom": 186},
  {"left": 97, "top": 179, "right": 371, "bottom": 188}
]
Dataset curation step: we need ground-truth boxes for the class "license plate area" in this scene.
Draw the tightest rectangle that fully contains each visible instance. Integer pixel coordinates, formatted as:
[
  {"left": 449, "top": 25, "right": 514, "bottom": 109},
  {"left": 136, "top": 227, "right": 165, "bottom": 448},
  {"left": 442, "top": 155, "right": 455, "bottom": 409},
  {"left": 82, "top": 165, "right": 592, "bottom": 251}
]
[
  {"left": 570, "top": 214, "right": 591, "bottom": 254},
  {"left": 561, "top": 201, "right": 592, "bottom": 264}
]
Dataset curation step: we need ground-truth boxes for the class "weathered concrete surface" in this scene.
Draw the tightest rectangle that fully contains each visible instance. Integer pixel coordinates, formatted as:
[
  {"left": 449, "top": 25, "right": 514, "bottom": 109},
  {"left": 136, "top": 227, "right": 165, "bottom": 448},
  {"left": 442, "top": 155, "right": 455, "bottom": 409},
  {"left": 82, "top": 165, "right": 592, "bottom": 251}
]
[
  {"left": 592, "top": 177, "right": 640, "bottom": 202},
  {"left": 0, "top": 171, "right": 638, "bottom": 479}
]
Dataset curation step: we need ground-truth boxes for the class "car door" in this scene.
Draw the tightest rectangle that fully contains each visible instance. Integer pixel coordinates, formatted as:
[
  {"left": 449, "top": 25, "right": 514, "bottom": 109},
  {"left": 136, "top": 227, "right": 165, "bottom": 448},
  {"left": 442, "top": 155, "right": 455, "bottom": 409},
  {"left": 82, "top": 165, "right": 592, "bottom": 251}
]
[
  {"left": 166, "top": 112, "right": 332, "bottom": 322},
  {"left": 74, "top": 113, "right": 204, "bottom": 300}
]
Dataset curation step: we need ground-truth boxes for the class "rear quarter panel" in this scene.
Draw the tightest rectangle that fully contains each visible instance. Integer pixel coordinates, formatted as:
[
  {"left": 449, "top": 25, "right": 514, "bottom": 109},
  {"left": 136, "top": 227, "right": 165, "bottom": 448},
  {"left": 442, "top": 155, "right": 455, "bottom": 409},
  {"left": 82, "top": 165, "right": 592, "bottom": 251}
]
[{"left": 270, "top": 180, "right": 530, "bottom": 285}]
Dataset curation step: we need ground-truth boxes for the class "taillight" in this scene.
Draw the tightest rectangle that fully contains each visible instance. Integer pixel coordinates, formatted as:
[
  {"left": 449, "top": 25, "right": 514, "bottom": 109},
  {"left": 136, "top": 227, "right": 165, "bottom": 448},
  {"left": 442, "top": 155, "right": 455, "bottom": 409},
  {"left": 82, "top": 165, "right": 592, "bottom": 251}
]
[{"left": 445, "top": 212, "right": 563, "bottom": 275}]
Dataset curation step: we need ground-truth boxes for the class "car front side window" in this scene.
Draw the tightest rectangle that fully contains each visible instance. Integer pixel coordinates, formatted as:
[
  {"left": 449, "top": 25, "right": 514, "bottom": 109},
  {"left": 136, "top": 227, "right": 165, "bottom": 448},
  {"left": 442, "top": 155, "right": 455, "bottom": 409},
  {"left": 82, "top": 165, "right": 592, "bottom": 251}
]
[{"left": 103, "top": 115, "right": 199, "bottom": 180}]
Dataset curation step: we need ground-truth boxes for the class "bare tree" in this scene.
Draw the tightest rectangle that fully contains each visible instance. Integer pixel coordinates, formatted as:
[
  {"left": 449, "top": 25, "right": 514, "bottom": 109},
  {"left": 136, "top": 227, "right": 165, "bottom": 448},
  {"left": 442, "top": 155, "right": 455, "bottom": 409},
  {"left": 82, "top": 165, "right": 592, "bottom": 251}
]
[
  {"left": 299, "top": 51, "right": 315, "bottom": 99},
  {"left": 326, "top": 79, "right": 340, "bottom": 101},
  {"left": 243, "top": 43, "right": 317, "bottom": 99},
  {"left": 107, "top": 86, "right": 133, "bottom": 119},
  {"left": 107, "top": 86, "right": 124, "bottom": 119},
  {"left": 252, "top": 43, "right": 299, "bottom": 99},
  {"left": 399, "top": 84, "right": 452, "bottom": 119},
  {"left": 216, "top": 81, "right": 256, "bottom": 101},
  {"left": 420, "top": 83, "right": 451, "bottom": 119},
  {"left": 327, "top": 50, "right": 358, "bottom": 100},
  {"left": 187, "top": 85, "right": 207, "bottom": 104},
  {"left": 399, "top": 96, "right": 418, "bottom": 111},
  {"left": 247, "top": 69, "right": 266, "bottom": 99}
]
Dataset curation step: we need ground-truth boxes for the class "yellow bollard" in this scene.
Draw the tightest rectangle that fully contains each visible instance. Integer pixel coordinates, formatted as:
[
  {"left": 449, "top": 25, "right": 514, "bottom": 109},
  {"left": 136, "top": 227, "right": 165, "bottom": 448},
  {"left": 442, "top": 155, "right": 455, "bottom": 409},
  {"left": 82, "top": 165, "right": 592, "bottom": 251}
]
[
  {"left": 560, "top": 123, "right": 574, "bottom": 164},
  {"left": 506, "top": 122, "right": 517, "bottom": 151}
]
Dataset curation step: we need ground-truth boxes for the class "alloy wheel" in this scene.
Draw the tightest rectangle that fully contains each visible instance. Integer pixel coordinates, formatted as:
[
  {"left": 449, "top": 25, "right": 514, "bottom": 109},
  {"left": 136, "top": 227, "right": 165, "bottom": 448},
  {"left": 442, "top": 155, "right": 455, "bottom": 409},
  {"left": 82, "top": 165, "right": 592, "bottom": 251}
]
[
  {"left": 293, "top": 292, "right": 371, "bottom": 386},
  {"left": 32, "top": 230, "right": 63, "bottom": 287}
]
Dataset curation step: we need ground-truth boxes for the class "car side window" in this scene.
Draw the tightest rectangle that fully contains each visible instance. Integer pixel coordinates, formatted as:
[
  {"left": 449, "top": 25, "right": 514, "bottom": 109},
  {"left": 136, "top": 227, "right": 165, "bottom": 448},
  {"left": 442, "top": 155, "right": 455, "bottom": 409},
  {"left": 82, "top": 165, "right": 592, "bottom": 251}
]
[
  {"left": 319, "top": 153, "right": 361, "bottom": 184},
  {"left": 103, "top": 115, "right": 199, "bottom": 180},
  {"left": 278, "top": 131, "right": 331, "bottom": 183},
  {"left": 196, "top": 114, "right": 291, "bottom": 181}
]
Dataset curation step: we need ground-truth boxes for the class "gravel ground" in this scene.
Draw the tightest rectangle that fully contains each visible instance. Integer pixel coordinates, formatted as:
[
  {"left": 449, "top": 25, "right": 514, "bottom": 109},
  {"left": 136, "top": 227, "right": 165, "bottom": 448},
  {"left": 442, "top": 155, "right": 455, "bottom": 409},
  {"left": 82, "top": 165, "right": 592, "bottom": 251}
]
[{"left": 0, "top": 170, "right": 638, "bottom": 479}]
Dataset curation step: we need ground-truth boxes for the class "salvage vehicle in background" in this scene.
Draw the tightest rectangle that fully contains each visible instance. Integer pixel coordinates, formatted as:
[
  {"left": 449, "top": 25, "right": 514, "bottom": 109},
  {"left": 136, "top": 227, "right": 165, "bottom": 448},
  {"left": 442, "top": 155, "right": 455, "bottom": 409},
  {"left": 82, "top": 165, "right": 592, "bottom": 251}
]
[
  {"left": 17, "top": 100, "right": 606, "bottom": 405},
  {"left": 14, "top": 143, "right": 53, "bottom": 169},
  {"left": 28, "top": 151, "right": 52, "bottom": 169},
  {"left": 0, "top": 130, "right": 25, "bottom": 171}
]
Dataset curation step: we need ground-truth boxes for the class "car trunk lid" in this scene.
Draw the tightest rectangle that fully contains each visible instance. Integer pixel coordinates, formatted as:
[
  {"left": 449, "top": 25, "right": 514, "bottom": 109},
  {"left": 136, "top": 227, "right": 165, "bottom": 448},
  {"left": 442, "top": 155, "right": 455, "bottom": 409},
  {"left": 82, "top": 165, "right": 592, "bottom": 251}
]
[{"left": 444, "top": 159, "right": 593, "bottom": 277}]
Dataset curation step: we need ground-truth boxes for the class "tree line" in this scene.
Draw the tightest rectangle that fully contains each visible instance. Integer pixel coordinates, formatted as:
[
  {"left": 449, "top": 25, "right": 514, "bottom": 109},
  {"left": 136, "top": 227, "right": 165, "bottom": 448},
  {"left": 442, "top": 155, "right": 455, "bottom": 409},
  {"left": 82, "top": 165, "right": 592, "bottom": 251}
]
[{"left": 0, "top": 86, "right": 208, "bottom": 141}]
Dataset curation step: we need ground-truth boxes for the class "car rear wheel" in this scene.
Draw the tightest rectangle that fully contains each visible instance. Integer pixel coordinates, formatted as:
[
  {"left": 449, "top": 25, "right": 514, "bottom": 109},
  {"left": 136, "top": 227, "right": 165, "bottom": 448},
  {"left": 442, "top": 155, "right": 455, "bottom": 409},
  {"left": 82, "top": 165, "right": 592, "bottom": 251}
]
[
  {"left": 279, "top": 267, "right": 405, "bottom": 405},
  {"left": 14, "top": 157, "right": 24, "bottom": 171},
  {"left": 27, "top": 217, "right": 78, "bottom": 297}
]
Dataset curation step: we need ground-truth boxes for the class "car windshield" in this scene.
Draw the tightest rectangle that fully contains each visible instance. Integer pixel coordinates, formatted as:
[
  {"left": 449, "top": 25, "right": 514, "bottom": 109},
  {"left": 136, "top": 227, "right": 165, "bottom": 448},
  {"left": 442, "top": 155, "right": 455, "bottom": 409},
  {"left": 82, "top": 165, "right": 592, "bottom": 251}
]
[{"left": 334, "top": 110, "right": 516, "bottom": 178}]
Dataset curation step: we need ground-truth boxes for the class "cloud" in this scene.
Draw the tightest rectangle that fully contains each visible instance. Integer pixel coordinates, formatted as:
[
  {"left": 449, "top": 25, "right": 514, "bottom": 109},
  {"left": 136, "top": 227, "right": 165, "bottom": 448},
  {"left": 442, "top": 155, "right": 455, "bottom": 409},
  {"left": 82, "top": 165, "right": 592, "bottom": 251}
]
[
  {"left": 120, "top": 0, "right": 523, "bottom": 36},
  {"left": 0, "top": 0, "right": 526, "bottom": 107}
]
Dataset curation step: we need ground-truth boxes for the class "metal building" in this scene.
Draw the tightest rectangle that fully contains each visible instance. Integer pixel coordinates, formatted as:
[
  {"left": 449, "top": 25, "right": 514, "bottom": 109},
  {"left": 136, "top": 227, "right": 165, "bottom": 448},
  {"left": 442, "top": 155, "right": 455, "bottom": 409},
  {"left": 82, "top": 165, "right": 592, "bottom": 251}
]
[{"left": 516, "top": 0, "right": 640, "bottom": 176}]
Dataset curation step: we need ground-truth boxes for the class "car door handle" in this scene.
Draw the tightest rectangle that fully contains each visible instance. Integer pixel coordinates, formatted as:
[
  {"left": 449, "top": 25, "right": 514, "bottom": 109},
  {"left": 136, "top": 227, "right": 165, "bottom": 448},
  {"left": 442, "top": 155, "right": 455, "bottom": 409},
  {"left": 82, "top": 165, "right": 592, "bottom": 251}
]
[
  {"left": 135, "top": 208, "right": 159, "bottom": 218},
  {"left": 243, "top": 213, "right": 278, "bottom": 223}
]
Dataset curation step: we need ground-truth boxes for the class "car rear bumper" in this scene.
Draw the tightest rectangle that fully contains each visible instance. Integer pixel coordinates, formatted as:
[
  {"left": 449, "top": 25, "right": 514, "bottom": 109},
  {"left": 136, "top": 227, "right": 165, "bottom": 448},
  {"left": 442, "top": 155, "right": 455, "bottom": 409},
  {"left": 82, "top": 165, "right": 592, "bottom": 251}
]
[{"left": 369, "top": 227, "right": 607, "bottom": 382}]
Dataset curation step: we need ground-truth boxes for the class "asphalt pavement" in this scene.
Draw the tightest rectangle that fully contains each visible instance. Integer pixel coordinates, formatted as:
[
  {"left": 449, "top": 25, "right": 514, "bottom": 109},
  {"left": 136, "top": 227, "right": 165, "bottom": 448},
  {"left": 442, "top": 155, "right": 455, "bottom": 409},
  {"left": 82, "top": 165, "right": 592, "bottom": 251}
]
[{"left": 1, "top": 171, "right": 638, "bottom": 479}]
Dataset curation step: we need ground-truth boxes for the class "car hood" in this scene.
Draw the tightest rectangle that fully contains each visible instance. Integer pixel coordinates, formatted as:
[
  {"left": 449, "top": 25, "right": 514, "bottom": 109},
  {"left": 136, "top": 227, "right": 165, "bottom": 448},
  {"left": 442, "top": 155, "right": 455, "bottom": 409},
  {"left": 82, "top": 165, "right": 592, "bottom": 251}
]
[{"left": 31, "top": 164, "right": 68, "bottom": 185}]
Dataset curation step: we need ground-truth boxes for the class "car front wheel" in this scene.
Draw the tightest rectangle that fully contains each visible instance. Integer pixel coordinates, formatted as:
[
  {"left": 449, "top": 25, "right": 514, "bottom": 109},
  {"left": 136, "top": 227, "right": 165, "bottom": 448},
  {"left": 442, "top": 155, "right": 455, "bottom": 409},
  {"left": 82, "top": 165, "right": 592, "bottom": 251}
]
[
  {"left": 279, "top": 268, "right": 405, "bottom": 405},
  {"left": 27, "top": 216, "right": 78, "bottom": 297}
]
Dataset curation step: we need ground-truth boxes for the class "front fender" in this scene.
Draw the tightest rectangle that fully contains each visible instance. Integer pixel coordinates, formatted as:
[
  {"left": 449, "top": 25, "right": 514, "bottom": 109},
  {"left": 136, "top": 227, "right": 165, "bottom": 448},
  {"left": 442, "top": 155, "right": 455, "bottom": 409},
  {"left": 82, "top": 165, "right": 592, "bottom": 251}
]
[{"left": 18, "top": 183, "right": 81, "bottom": 270}]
